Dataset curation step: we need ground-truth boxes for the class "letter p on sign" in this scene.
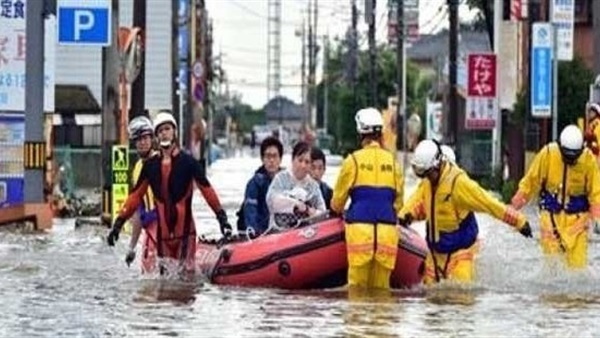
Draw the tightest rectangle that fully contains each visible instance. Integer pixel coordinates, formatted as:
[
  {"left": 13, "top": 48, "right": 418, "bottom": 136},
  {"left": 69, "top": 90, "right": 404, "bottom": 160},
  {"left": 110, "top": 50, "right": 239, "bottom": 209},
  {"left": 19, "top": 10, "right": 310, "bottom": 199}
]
[
  {"left": 58, "top": 0, "right": 111, "bottom": 46},
  {"left": 74, "top": 10, "right": 95, "bottom": 41}
]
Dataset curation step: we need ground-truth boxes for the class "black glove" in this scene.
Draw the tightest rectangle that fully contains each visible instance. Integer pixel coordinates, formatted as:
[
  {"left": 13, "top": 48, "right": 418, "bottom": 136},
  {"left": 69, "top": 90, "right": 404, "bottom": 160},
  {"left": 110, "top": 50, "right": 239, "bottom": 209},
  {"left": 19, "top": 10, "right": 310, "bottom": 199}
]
[
  {"left": 519, "top": 222, "right": 533, "bottom": 238},
  {"left": 107, "top": 217, "right": 125, "bottom": 246},
  {"left": 398, "top": 214, "right": 413, "bottom": 228},
  {"left": 125, "top": 249, "right": 136, "bottom": 267},
  {"left": 216, "top": 209, "right": 232, "bottom": 237}
]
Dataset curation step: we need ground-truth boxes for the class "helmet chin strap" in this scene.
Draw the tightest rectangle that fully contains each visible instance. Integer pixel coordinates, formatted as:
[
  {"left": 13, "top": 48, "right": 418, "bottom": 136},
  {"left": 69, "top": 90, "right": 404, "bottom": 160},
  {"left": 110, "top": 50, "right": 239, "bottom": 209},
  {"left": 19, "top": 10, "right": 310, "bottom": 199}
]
[{"left": 159, "top": 140, "right": 173, "bottom": 149}]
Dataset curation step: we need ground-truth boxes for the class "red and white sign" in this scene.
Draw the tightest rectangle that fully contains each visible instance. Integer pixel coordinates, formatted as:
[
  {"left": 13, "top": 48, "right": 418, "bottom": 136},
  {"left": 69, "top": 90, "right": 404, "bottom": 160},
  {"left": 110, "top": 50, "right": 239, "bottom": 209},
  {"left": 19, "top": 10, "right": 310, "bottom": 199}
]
[
  {"left": 466, "top": 53, "right": 498, "bottom": 130},
  {"left": 467, "top": 53, "right": 497, "bottom": 97},
  {"left": 511, "top": 0, "right": 521, "bottom": 21}
]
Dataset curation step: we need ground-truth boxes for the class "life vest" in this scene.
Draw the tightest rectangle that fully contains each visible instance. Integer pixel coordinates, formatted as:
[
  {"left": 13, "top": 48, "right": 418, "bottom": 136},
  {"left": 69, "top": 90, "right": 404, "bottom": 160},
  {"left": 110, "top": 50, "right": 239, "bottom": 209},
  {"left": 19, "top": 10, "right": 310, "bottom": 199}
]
[
  {"left": 132, "top": 158, "right": 157, "bottom": 227},
  {"left": 427, "top": 169, "right": 478, "bottom": 254}
]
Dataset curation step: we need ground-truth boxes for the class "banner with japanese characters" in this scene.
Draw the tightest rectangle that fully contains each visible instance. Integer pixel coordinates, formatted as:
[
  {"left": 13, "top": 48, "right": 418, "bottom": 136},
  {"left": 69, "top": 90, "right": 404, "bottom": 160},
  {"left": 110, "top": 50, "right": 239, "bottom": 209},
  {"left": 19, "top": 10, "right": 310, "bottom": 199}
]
[
  {"left": 0, "top": 0, "right": 55, "bottom": 112},
  {"left": 466, "top": 53, "right": 498, "bottom": 130}
]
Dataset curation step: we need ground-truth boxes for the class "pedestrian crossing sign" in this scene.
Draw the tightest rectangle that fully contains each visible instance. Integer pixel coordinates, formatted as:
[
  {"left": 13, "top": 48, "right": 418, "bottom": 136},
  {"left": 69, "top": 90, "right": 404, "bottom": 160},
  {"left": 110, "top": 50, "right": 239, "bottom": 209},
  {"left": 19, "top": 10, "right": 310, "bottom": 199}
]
[{"left": 112, "top": 145, "right": 129, "bottom": 171}]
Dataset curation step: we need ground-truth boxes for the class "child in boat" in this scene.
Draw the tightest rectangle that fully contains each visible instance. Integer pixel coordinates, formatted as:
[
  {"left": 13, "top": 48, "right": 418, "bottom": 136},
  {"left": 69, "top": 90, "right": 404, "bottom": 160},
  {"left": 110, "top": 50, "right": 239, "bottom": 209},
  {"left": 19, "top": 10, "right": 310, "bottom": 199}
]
[{"left": 310, "top": 147, "right": 333, "bottom": 210}]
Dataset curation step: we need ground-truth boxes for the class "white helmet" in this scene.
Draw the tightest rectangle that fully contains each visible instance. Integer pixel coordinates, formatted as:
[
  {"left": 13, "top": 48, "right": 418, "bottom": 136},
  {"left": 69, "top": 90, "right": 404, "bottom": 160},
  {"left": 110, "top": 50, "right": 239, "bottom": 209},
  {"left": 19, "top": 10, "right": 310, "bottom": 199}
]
[
  {"left": 559, "top": 124, "right": 584, "bottom": 165},
  {"left": 153, "top": 112, "right": 178, "bottom": 135},
  {"left": 128, "top": 116, "right": 153, "bottom": 140},
  {"left": 411, "top": 139, "right": 442, "bottom": 176},
  {"left": 355, "top": 107, "right": 383, "bottom": 134},
  {"left": 560, "top": 125, "right": 583, "bottom": 150},
  {"left": 588, "top": 102, "right": 600, "bottom": 115},
  {"left": 440, "top": 144, "right": 456, "bottom": 163}
]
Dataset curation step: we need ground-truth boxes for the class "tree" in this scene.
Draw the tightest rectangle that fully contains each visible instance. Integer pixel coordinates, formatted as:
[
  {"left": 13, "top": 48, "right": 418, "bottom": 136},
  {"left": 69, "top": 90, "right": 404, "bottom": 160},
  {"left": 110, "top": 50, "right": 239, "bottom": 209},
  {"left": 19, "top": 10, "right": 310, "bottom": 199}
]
[
  {"left": 557, "top": 57, "right": 595, "bottom": 129},
  {"left": 465, "top": 0, "right": 494, "bottom": 48}
]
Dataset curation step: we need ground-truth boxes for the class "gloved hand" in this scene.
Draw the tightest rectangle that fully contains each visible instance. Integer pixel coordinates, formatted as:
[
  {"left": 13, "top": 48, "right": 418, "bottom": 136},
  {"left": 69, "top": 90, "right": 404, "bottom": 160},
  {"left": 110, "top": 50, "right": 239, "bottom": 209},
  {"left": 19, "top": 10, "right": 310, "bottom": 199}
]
[
  {"left": 216, "top": 209, "right": 233, "bottom": 237},
  {"left": 519, "top": 222, "right": 533, "bottom": 238},
  {"left": 125, "top": 249, "right": 136, "bottom": 267},
  {"left": 107, "top": 217, "right": 125, "bottom": 246},
  {"left": 398, "top": 214, "right": 413, "bottom": 228}
]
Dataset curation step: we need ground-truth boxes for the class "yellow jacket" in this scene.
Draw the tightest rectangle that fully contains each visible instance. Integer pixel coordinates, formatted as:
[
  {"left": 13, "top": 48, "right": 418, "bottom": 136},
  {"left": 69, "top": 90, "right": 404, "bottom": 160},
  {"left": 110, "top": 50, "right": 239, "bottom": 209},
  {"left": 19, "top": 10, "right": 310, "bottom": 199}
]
[
  {"left": 512, "top": 142, "right": 600, "bottom": 218},
  {"left": 585, "top": 118, "right": 600, "bottom": 158},
  {"left": 331, "top": 141, "right": 404, "bottom": 224},
  {"left": 400, "top": 163, "right": 527, "bottom": 248}
]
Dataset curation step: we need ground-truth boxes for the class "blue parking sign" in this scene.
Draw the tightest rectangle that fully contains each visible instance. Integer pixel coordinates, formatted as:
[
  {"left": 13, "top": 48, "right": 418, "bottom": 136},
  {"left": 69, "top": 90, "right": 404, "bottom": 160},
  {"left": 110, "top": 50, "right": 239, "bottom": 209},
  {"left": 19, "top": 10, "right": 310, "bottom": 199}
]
[
  {"left": 57, "top": 0, "right": 111, "bottom": 46},
  {"left": 531, "top": 23, "right": 553, "bottom": 118}
]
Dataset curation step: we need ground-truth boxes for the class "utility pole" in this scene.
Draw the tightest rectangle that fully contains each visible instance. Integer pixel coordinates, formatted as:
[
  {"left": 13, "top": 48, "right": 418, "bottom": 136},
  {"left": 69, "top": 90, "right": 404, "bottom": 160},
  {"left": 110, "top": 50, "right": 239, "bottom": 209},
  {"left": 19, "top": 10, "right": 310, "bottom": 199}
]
[
  {"left": 351, "top": 0, "right": 358, "bottom": 111},
  {"left": 396, "top": 0, "right": 406, "bottom": 162},
  {"left": 594, "top": 0, "right": 600, "bottom": 75},
  {"left": 300, "top": 19, "right": 307, "bottom": 124},
  {"left": 447, "top": 0, "right": 459, "bottom": 154},
  {"left": 206, "top": 20, "right": 214, "bottom": 166},
  {"left": 492, "top": 0, "right": 502, "bottom": 173},
  {"left": 366, "top": 0, "right": 377, "bottom": 107},
  {"left": 24, "top": 0, "right": 45, "bottom": 204},
  {"left": 101, "top": 0, "right": 120, "bottom": 222},
  {"left": 171, "top": 1, "right": 180, "bottom": 124},
  {"left": 323, "top": 34, "right": 329, "bottom": 132},
  {"left": 130, "top": 0, "right": 146, "bottom": 118},
  {"left": 307, "top": 0, "right": 314, "bottom": 129},
  {"left": 311, "top": 0, "right": 318, "bottom": 128}
]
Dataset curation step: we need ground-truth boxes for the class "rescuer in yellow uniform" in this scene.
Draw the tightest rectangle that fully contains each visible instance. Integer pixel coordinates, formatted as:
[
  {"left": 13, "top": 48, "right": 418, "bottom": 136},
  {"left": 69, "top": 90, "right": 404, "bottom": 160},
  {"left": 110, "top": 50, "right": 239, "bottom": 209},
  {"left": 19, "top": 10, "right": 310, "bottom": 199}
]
[
  {"left": 124, "top": 116, "right": 159, "bottom": 272},
  {"left": 511, "top": 125, "right": 600, "bottom": 268},
  {"left": 399, "top": 139, "right": 532, "bottom": 285},
  {"left": 331, "top": 107, "right": 404, "bottom": 289}
]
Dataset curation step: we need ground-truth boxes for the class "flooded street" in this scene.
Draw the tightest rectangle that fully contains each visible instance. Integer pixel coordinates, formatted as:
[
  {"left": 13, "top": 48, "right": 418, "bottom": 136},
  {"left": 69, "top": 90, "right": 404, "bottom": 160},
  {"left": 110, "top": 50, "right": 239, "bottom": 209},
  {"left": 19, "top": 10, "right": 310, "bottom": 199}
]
[{"left": 2, "top": 153, "right": 600, "bottom": 337}]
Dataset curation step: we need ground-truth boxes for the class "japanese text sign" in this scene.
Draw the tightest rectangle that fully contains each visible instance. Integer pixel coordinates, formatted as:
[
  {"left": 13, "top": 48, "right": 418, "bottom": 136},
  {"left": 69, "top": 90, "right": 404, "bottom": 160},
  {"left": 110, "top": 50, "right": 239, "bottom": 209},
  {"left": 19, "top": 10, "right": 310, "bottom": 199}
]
[{"left": 467, "top": 53, "right": 497, "bottom": 98}]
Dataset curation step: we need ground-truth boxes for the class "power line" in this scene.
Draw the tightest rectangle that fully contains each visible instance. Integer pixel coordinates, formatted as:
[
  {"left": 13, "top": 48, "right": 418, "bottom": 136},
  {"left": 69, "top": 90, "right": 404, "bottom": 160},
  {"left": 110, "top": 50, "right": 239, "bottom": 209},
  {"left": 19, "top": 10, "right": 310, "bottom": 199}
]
[
  {"left": 228, "top": 0, "right": 300, "bottom": 27},
  {"left": 423, "top": 9, "right": 448, "bottom": 35},
  {"left": 419, "top": 4, "right": 447, "bottom": 32},
  {"left": 223, "top": 59, "right": 300, "bottom": 70},
  {"left": 218, "top": 45, "right": 298, "bottom": 56},
  {"left": 229, "top": 80, "right": 302, "bottom": 88}
]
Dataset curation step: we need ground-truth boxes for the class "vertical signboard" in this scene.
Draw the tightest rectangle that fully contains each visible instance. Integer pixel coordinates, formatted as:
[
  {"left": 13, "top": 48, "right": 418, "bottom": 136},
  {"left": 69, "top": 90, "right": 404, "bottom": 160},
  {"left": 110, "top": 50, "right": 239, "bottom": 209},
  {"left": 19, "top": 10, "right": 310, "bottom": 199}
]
[
  {"left": 466, "top": 53, "right": 498, "bottom": 130},
  {"left": 0, "top": 0, "right": 55, "bottom": 112},
  {"left": 426, "top": 100, "right": 443, "bottom": 141},
  {"left": 0, "top": 114, "right": 25, "bottom": 208},
  {"left": 551, "top": 0, "right": 574, "bottom": 61},
  {"left": 531, "top": 22, "right": 553, "bottom": 117},
  {"left": 111, "top": 145, "right": 129, "bottom": 222},
  {"left": 387, "top": 0, "right": 419, "bottom": 44}
]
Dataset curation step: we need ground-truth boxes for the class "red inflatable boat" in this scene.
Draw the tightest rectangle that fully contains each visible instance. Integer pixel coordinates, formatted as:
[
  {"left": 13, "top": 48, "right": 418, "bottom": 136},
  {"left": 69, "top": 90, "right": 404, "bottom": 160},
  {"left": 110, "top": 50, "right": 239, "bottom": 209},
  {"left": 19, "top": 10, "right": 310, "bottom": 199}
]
[{"left": 195, "top": 216, "right": 428, "bottom": 289}]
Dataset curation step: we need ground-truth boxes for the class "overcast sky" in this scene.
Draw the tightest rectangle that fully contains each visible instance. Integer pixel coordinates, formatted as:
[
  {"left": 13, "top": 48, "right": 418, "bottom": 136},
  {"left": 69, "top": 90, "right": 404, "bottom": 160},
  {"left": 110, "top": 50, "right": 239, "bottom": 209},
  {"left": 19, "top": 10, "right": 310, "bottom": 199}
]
[{"left": 206, "top": 0, "right": 478, "bottom": 109}]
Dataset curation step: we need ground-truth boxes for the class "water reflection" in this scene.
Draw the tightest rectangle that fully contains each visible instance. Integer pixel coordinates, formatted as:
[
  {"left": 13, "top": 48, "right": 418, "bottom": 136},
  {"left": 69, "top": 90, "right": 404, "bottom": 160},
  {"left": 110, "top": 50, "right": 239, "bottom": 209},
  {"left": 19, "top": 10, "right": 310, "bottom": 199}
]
[
  {"left": 134, "top": 279, "right": 200, "bottom": 305},
  {"left": 424, "top": 283, "right": 481, "bottom": 306},
  {"left": 342, "top": 287, "right": 401, "bottom": 338}
]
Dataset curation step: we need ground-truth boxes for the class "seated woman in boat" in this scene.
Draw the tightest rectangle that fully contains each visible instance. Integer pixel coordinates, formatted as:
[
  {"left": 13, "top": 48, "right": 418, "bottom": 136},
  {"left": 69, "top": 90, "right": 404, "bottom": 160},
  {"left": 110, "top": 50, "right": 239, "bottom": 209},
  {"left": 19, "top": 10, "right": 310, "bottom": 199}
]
[{"left": 266, "top": 141, "right": 327, "bottom": 232}]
